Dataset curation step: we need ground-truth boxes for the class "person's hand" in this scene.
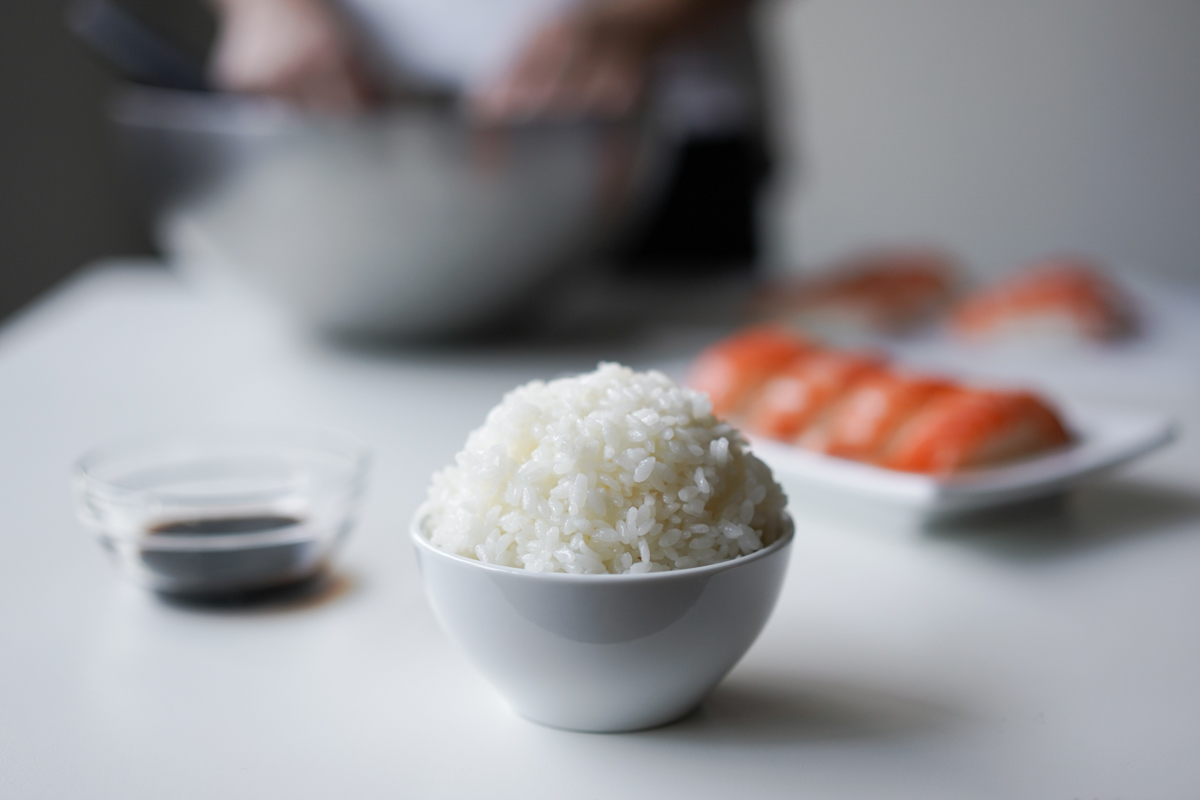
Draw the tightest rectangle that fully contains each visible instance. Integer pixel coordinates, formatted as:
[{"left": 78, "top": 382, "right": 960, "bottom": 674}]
[
  {"left": 472, "top": 11, "right": 650, "bottom": 122},
  {"left": 209, "top": 0, "right": 376, "bottom": 114},
  {"left": 474, "top": 0, "right": 732, "bottom": 122}
]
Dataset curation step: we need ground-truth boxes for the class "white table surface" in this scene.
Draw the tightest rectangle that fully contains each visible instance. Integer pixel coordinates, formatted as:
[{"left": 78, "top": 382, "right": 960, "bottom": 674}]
[{"left": 3, "top": 263, "right": 1200, "bottom": 799}]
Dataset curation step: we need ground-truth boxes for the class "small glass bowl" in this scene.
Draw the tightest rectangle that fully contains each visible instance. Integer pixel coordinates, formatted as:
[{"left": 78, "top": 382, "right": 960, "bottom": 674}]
[{"left": 73, "top": 426, "right": 370, "bottom": 598}]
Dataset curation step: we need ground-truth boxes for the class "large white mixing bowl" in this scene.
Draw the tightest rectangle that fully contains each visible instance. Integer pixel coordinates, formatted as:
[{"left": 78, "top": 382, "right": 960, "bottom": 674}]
[{"left": 114, "top": 88, "right": 667, "bottom": 338}]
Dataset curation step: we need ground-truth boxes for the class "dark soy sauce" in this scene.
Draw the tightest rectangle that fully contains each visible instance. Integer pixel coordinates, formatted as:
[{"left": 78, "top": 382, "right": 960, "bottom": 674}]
[
  {"left": 143, "top": 514, "right": 320, "bottom": 596},
  {"left": 151, "top": 515, "right": 302, "bottom": 536}
]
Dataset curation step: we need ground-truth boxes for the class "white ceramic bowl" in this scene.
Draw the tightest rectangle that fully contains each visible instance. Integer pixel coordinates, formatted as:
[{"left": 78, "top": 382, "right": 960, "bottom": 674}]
[{"left": 410, "top": 513, "right": 794, "bottom": 732}]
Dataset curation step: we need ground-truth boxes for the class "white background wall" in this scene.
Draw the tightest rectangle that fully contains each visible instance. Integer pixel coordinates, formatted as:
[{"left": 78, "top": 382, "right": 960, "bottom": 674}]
[{"left": 758, "top": 0, "right": 1200, "bottom": 283}]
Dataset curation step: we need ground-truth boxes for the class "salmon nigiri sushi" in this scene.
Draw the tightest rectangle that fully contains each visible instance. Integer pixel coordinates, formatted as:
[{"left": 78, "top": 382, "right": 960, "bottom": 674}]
[
  {"left": 745, "top": 350, "right": 886, "bottom": 442},
  {"left": 688, "top": 327, "right": 812, "bottom": 419},
  {"left": 819, "top": 373, "right": 956, "bottom": 461},
  {"left": 880, "top": 389, "right": 1072, "bottom": 475},
  {"left": 753, "top": 247, "right": 961, "bottom": 335},
  {"left": 952, "top": 256, "right": 1136, "bottom": 343}
]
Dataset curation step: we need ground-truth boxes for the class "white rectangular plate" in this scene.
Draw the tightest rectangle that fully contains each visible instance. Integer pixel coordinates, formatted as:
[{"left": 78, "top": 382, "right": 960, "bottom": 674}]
[{"left": 748, "top": 405, "right": 1177, "bottom": 515}]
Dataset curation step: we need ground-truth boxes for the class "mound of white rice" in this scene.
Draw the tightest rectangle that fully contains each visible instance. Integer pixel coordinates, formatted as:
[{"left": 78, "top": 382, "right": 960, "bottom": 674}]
[{"left": 421, "top": 363, "right": 787, "bottom": 574}]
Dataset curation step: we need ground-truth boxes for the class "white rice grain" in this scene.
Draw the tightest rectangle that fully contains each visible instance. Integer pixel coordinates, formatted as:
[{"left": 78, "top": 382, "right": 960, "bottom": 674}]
[{"left": 421, "top": 363, "right": 787, "bottom": 574}]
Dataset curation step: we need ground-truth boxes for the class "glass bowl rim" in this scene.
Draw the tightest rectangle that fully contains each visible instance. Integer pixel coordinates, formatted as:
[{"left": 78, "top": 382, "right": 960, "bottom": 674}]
[{"left": 73, "top": 424, "right": 371, "bottom": 504}]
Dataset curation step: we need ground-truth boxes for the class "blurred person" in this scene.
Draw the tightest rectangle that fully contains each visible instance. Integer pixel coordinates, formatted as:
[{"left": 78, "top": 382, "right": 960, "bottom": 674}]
[{"left": 207, "top": 0, "right": 771, "bottom": 273}]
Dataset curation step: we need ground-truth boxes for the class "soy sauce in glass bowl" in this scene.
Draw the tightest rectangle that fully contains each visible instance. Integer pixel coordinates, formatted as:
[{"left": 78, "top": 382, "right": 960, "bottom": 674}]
[{"left": 73, "top": 427, "right": 370, "bottom": 599}]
